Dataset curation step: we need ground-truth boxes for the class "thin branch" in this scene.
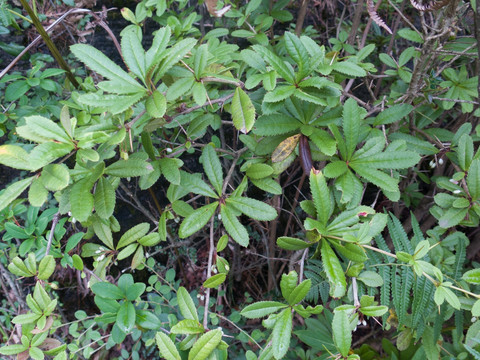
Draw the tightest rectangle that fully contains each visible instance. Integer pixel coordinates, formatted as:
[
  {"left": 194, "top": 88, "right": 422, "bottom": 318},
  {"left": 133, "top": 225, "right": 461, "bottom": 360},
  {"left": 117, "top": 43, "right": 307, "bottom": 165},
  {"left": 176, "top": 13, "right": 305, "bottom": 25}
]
[
  {"left": 45, "top": 212, "right": 60, "bottom": 256},
  {"left": 203, "top": 215, "right": 216, "bottom": 329}
]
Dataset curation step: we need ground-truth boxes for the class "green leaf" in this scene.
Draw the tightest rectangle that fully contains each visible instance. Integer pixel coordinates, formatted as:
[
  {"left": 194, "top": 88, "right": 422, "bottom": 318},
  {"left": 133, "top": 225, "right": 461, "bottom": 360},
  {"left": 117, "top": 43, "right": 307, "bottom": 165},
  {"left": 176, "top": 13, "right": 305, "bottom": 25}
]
[
  {"left": 272, "top": 308, "right": 293, "bottom": 359},
  {"left": 357, "top": 271, "right": 384, "bottom": 287},
  {"left": 37, "top": 255, "right": 55, "bottom": 280},
  {"left": 352, "top": 151, "right": 420, "bottom": 169},
  {"left": 232, "top": 87, "right": 255, "bottom": 134},
  {"left": 324, "top": 161, "right": 348, "bottom": 178},
  {"left": 28, "top": 179, "right": 48, "bottom": 207},
  {"left": 251, "top": 177, "right": 282, "bottom": 195},
  {"left": 0, "top": 344, "right": 28, "bottom": 355},
  {"left": 252, "top": 45, "right": 294, "bottom": 84},
  {"left": 92, "top": 216, "right": 114, "bottom": 250},
  {"left": 438, "top": 207, "right": 468, "bottom": 228},
  {"left": 203, "top": 273, "right": 226, "bottom": 288},
  {"left": 125, "top": 283, "right": 146, "bottom": 301},
  {"left": 360, "top": 305, "right": 388, "bottom": 317},
  {"left": 71, "top": 44, "right": 144, "bottom": 88},
  {"left": 121, "top": 27, "right": 146, "bottom": 81},
  {"left": 0, "top": 144, "right": 32, "bottom": 170},
  {"left": 220, "top": 204, "right": 249, "bottom": 247},
  {"left": 25, "top": 115, "right": 71, "bottom": 144},
  {"left": 441, "top": 286, "right": 461, "bottom": 309},
  {"left": 280, "top": 271, "right": 298, "bottom": 301},
  {"left": 194, "top": 44, "right": 209, "bottom": 79},
  {"left": 372, "top": 104, "right": 413, "bottom": 126},
  {"left": 310, "top": 128, "right": 337, "bottom": 156},
  {"left": 288, "top": 279, "right": 311, "bottom": 305},
  {"left": 246, "top": 163, "right": 274, "bottom": 179},
  {"left": 170, "top": 319, "right": 204, "bottom": 335},
  {"left": 116, "top": 301, "right": 136, "bottom": 333},
  {"left": 277, "top": 236, "right": 313, "bottom": 250},
  {"left": 398, "top": 28, "right": 424, "bottom": 43},
  {"left": 188, "top": 329, "right": 222, "bottom": 360},
  {"left": 136, "top": 310, "right": 161, "bottom": 330},
  {"left": 70, "top": 178, "right": 94, "bottom": 222},
  {"left": 166, "top": 76, "right": 195, "bottom": 101},
  {"left": 284, "top": 32, "right": 310, "bottom": 79},
  {"left": 177, "top": 287, "right": 199, "bottom": 321},
  {"left": 253, "top": 114, "right": 300, "bottom": 136},
  {"left": 146, "top": 26, "right": 171, "bottom": 71},
  {"left": 94, "top": 177, "right": 115, "bottom": 219},
  {"left": 463, "top": 269, "right": 480, "bottom": 284},
  {"left": 159, "top": 158, "right": 183, "bottom": 185},
  {"left": 225, "top": 197, "right": 277, "bottom": 221},
  {"left": 332, "top": 309, "right": 351, "bottom": 357},
  {"left": 350, "top": 165, "right": 399, "bottom": 193},
  {"left": 105, "top": 158, "right": 153, "bottom": 177},
  {"left": 5, "top": 79, "right": 29, "bottom": 101},
  {"left": 117, "top": 223, "right": 150, "bottom": 249},
  {"left": 146, "top": 90, "right": 167, "bottom": 118},
  {"left": 0, "top": 177, "right": 35, "bottom": 212},
  {"left": 467, "top": 159, "right": 480, "bottom": 199},
  {"left": 138, "top": 233, "right": 161, "bottom": 247},
  {"left": 180, "top": 171, "right": 218, "bottom": 198},
  {"left": 39, "top": 164, "right": 70, "bottom": 191},
  {"left": 332, "top": 61, "right": 366, "bottom": 77},
  {"left": 310, "top": 170, "right": 331, "bottom": 226},
  {"left": 91, "top": 282, "right": 124, "bottom": 300},
  {"left": 156, "top": 332, "right": 181, "bottom": 360},
  {"left": 78, "top": 92, "right": 145, "bottom": 115},
  {"left": 342, "top": 98, "right": 361, "bottom": 160},
  {"left": 191, "top": 81, "right": 207, "bottom": 106},
  {"left": 155, "top": 37, "right": 197, "bottom": 81},
  {"left": 264, "top": 85, "right": 296, "bottom": 103},
  {"left": 321, "top": 240, "right": 347, "bottom": 298},
  {"left": 240, "top": 301, "right": 288, "bottom": 319},
  {"left": 200, "top": 145, "right": 223, "bottom": 195},
  {"left": 179, "top": 202, "right": 218, "bottom": 238}
]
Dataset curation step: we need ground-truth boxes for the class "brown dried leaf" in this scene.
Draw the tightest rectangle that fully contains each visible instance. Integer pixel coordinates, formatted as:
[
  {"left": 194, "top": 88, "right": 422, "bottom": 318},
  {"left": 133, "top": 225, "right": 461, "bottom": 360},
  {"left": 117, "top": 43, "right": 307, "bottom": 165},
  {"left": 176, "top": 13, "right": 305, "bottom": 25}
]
[
  {"left": 205, "top": 0, "right": 231, "bottom": 17},
  {"left": 367, "top": 0, "right": 393, "bottom": 34},
  {"left": 38, "top": 338, "right": 63, "bottom": 351},
  {"left": 31, "top": 316, "right": 54, "bottom": 334},
  {"left": 272, "top": 134, "right": 300, "bottom": 163}
]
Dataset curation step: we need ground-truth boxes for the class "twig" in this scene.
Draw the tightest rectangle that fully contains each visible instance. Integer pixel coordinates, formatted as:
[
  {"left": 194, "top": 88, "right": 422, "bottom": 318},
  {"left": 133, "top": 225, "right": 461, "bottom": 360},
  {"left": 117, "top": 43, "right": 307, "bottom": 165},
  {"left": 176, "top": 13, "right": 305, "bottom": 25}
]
[
  {"left": 45, "top": 212, "right": 60, "bottom": 256},
  {"left": 221, "top": 147, "right": 248, "bottom": 194},
  {"left": 203, "top": 215, "right": 216, "bottom": 329},
  {"left": 298, "top": 248, "right": 309, "bottom": 283}
]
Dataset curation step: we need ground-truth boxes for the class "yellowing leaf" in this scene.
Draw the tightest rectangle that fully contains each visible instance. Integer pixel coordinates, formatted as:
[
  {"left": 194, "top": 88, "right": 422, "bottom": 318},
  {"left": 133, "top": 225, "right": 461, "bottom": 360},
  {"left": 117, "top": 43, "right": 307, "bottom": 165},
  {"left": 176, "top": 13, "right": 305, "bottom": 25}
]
[{"left": 272, "top": 134, "right": 300, "bottom": 163}]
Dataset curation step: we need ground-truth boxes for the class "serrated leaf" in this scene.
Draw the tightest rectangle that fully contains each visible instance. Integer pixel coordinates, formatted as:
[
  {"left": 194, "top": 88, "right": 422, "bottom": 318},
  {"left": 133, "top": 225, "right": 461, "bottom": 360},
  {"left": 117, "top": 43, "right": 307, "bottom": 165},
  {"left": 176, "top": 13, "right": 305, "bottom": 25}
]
[
  {"left": 0, "top": 177, "right": 35, "bottom": 213},
  {"left": 251, "top": 177, "right": 282, "bottom": 195},
  {"left": 310, "top": 170, "right": 330, "bottom": 226},
  {"left": 105, "top": 158, "right": 153, "bottom": 178},
  {"left": 342, "top": 98, "right": 361, "bottom": 160},
  {"left": 288, "top": 279, "right": 311, "bottom": 305},
  {"left": 272, "top": 308, "right": 293, "bottom": 359},
  {"left": 180, "top": 171, "right": 218, "bottom": 198},
  {"left": 177, "top": 287, "right": 199, "bottom": 321},
  {"left": 146, "top": 26, "right": 171, "bottom": 71},
  {"left": 463, "top": 269, "right": 480, "bottom": 284},
  {"left": 352, "top": 151, "right": 420, "bottom": 169},
  {"left": 310, "top": 128, "right": 337, "bottom": 156},
  {"left": 225, "top": 197, "right": 277, "bottom": 221},
  {"left": 121, "top": 27, "right": 146, "bottom": 81},
  {"left": 179, "top": 202, "right": 218, "bottom": 238},
  {"left": 264, "top": 85, "right": 296, "bottom": 103},
  {"left": 271, "top": 134, "right": 300, "bottom": 163},
  {"left": 398, "top": 28, "right": 423, "bottom": 43},
  {"left": 252, "top": 45, "right": 294, "bottom": 84},
  {"left": 39, "top": 164, "right": 70, "bottom": 191},
  {"left": 332, "top": 309, "right": 351, "bottom": 357},
  {"left": 203, "top": 273, "right": 226, "bottom": 288},
  {"left": 357, "top": 271, "right": 383, "bottom": 287},
  {"left": 155, "top": 38, "right": 197, "bottom": 81},
  {"left": 78, "top": 92, "right": 145, "bottom": 115},
  {"left": 117, "top": 222, "right": 150, "bottom": 249},
  {"left": 372, "top": 104, "right": 413, "bottom": 126},
  {"left": 188, "top": 328, "right": 222, "bottom": 360},
  {"left": 70, "top": 178, "right": 94, "bottom": 222},
  {"left": 232, "top": 87, "right": 255, "bottom": 134},
  {"left": 240, "top": 301, "right": 288, "bottom": 319},
  {"left": 332, "top": 61, "right": 366, "bottom": 77},
  {"left": 71, "top": 44, "right": 144, "bottom": 88},
  {"left": 220, "top": 204, "right": 249, "bottom": 247},
  {"left": 171, "top": 319, "right": 204, "bottom": 334},
  {"left": 92, "top": 215, "right": 114, "bottom": 249},
  {"left": 360, "top": 305, "right": 388, "bottom": 317},
  {"left": 351, "top": 165, "right": 399, "bottom": 193},
  {"left": 146, "top": 90, "right": 167, "bottom": 118},
  {"left": 253, "top": 114, "right": 300, "bottom": 136},
  {"left": 94, "top": 177, "right": 115, "bottom": 219},
  {"left": 467, "top": 159, "right": 480, "bottom": 199},
  {"left": 284, "top": 32, "right": 310, "bottom": 79},
  {"left": 159, "top": 157, "right": 183, "bottom": 185},
  {"left": 156, "top": 332, "right": 181, "bottom": 360},
  {"left": 201, "top": 145, "right": 223, "bottom": 195},
  {"left": 0, "top": 144, "right": 32, "bottom": 170},
  {"left": 438, "top": 207, "right": 468, "bottom": 228},
  {"left": 277, "top": 236, "right": 313, "bottom": 250},
  {"left": 321, "top": 240, "right": 347, "bottom": 298},
  {"left": 28, "top": 179, "right": 48, "bottom": 207}
]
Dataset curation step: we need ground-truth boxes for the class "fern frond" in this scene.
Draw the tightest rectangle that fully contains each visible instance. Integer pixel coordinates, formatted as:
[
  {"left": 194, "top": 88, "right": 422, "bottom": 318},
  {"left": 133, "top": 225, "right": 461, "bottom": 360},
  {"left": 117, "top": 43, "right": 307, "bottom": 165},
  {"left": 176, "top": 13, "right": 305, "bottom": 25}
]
[
  {"left": 411, "top": 276, "right": 434, "bottom": 330},
  {"left": 455, "top": 310, "right": 464, "bottom": 340},
  {"left": 388, "top": 214, "right": 414, "bottom": 254},
  {"left": 410, "top": 0, "right": 451, "bottom": 11},
  {"left": 453, "top": 234, "right": 467, "bottom": 280},
  {"left": 410, "top": 213, "right": 424, "bottom": 249},
  {"left": 367, "top": 0, "right": 393, "bottom": 35},
  {"left": 374, "top": 235, "right": 392, "bottom": 259},
  {"left": 398, "top": 266, "right": 414, "bottom": 326}
]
